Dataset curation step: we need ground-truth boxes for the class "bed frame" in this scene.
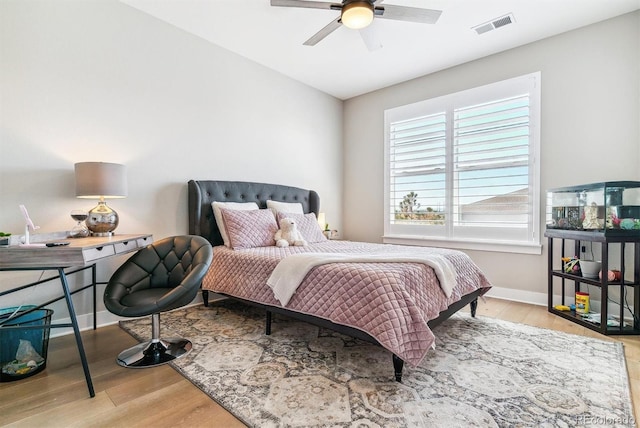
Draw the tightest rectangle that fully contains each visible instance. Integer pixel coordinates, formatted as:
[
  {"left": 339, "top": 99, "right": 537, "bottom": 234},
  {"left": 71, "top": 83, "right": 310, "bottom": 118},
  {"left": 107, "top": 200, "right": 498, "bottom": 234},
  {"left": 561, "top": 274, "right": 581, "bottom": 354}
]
[{"left": 187, "top": 179, "right": 481, "bottom": 381}]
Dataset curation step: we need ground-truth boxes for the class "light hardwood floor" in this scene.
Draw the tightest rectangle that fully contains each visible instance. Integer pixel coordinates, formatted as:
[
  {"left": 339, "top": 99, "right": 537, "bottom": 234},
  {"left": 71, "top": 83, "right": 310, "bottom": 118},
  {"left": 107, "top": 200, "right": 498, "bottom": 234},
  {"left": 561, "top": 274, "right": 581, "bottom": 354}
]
[{"left": 1, "top": 297, "right": 638, "bottom": 427}]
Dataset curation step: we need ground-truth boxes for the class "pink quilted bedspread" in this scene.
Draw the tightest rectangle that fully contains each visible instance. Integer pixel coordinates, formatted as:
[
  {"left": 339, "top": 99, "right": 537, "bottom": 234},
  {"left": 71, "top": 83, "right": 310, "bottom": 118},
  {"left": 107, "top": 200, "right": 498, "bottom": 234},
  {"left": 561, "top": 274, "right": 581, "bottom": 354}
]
[{"left": 202, "top": 240, "right": 491, "bottom": 366}]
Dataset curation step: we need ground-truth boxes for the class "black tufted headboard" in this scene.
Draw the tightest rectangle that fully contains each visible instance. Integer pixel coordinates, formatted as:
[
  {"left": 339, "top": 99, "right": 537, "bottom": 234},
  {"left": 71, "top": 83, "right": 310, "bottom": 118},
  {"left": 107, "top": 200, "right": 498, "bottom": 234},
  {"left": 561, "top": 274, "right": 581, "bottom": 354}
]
[{"left": 187, "top": 180, "right": 320, "bottom": 246}]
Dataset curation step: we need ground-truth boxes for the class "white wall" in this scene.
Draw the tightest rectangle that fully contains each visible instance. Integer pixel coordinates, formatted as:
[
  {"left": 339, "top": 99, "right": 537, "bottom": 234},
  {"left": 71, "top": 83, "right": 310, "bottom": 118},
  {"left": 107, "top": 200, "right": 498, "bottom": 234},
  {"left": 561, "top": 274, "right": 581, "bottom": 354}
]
[
  {"left": 1, "top": 1, "right": 638, "bottom": 326},
  {"left": 0, "top": 0, "right": 343, "bottom": 323},
  {"left": 343, "top": 11, "right": 640, "bottom": 302}
]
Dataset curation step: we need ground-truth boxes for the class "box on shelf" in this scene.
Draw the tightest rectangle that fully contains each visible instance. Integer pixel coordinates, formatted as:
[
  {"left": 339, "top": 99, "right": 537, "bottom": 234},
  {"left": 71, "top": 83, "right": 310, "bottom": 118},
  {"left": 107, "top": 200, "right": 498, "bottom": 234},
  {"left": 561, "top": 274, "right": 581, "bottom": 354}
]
[
  {"left": 575, "top": 292, "right": 590, "bottom": 314},
  {"left": 562, "top": 257, "right": 580, "bottom": 274}
]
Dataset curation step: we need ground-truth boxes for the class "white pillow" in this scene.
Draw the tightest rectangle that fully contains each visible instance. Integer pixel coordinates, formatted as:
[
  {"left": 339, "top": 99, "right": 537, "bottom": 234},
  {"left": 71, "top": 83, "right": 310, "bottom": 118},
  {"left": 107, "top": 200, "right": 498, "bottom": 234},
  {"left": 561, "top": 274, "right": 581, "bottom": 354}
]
[
  {"left": 212, "top": 201, "right": 260, "bottom": 247},
  {"left": 266, "top": 200, "right": 304, "bottom": 216}
]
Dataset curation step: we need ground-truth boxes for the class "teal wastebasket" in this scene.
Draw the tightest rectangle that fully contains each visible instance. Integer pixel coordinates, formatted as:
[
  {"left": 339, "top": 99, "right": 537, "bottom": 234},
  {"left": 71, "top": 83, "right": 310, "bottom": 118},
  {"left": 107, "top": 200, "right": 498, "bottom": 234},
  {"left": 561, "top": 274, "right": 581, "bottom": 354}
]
[{"left": 1, "top": 306, "right": 53, "bottom": 382}]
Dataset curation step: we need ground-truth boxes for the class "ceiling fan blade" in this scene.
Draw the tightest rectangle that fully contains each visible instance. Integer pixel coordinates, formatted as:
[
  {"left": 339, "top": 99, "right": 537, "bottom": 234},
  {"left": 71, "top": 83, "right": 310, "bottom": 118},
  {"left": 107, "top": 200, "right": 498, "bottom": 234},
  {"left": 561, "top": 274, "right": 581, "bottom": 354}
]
[
  {"left": 376, "top": 5, "right": 442, "bottom": 24},
  {"left": 359, "top": 25, "right": 383, "bottom": 51},
  {"left": 303, "top": 17, "right": 342, "bottom": 46},
  {"left": 271, "top": 0, "right": 339, "bottom": 10}
]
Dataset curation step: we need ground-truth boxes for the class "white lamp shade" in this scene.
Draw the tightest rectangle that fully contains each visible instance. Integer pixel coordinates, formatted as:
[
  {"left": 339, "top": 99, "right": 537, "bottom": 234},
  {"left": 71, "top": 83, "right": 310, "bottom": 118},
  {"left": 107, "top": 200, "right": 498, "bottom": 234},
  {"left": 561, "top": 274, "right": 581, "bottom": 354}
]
[
  {"left": 317, "top": 212, "right": 326, "bottom": 229},
  {"left": 75, "top": 162, "right": 127, "bottom": 198}
]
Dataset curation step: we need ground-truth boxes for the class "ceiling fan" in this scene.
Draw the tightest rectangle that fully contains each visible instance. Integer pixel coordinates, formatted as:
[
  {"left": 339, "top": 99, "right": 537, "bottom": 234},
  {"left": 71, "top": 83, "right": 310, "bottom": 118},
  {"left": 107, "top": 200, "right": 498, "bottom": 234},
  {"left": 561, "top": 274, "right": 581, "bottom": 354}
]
[{"left": 270, "top": 0, "right": 442, "bottom": 50}]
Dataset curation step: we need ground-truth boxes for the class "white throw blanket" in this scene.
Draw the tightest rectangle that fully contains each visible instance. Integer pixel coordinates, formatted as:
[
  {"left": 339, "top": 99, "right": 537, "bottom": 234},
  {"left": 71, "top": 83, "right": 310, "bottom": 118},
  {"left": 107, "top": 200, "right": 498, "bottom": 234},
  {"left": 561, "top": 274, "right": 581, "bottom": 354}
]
[{"left": 267, "top": 252, "right": 457, "bottom": 306}]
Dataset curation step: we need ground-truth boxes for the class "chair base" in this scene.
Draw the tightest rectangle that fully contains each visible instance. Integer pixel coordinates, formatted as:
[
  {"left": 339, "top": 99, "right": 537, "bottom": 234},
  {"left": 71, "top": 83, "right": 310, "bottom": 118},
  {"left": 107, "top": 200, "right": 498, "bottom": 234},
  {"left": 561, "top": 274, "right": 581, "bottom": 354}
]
[{"left": 116, "top": 338, "right": 192, "bottom": 368}]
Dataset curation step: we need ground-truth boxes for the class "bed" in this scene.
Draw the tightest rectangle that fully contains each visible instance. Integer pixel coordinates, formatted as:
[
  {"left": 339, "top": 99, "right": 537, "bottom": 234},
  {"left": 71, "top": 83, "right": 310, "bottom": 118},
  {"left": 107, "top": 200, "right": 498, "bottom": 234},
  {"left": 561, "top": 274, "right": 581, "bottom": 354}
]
[{"left": 187, "top": 179, "right": 491, "bottom": 381}]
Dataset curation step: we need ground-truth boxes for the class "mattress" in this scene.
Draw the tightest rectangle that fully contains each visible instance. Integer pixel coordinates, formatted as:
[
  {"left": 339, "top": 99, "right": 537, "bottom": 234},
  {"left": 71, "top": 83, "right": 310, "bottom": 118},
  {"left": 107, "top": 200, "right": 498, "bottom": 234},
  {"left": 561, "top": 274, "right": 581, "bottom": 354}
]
[{"left": 203, "top": 240, "right": 491, "bottom": 365}]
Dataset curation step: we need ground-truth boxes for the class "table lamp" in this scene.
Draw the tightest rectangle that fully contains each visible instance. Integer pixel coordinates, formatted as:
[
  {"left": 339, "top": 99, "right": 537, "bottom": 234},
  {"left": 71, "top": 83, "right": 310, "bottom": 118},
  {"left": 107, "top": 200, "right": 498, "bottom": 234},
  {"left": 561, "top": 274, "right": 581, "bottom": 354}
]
[
  {"left": 74, "top": 162, "right": 127, "bottom": 236},
  {"left": 317, "top": 212, "right": 327, "bottom": 229}
]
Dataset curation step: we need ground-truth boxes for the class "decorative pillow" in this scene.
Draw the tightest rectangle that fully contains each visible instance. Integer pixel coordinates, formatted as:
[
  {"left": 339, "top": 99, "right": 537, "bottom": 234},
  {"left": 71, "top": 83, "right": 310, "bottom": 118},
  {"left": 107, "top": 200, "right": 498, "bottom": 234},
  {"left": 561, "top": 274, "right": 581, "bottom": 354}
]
[
  {"left": 267, "top": 200, "right": 304, "bottom": 216},
  {"left": 212, "top": 201, "right": 259, "bottom": 247},
  {"left": 277, "top": 212, "right": 327, "bottom": 244},
  {"left": 220, "top": 208, "right": 278, "bottom": 250}
]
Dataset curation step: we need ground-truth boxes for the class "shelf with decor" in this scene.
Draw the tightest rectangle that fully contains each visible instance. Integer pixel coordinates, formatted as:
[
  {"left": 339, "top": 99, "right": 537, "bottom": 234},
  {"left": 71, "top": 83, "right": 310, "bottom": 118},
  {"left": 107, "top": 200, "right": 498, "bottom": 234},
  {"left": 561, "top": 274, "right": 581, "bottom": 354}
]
[
  {"left": 546, "top": 231, "right": 640, "bottom": 335},
  {"left": 545, "top": 181, "right": 640, "bottom": 336}
]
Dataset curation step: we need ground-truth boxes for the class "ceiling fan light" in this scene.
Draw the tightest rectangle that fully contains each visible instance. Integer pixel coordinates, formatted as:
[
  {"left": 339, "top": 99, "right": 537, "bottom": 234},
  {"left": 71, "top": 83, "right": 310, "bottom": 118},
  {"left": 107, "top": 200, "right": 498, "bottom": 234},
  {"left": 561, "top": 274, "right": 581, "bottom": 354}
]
[{"left": 341, "top": 2, "right": 374, "bottom": 29}]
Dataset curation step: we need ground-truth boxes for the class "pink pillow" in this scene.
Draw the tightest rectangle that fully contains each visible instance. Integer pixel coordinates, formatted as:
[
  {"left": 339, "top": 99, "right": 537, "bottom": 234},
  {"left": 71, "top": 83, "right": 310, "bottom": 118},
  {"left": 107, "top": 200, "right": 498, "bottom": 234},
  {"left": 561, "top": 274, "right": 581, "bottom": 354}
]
[
  {"left": 277, "top": 212, "right": 327, "bottom": 244},
  {"left": 220, "top": 208, "right": 278, "bottom": 249}
]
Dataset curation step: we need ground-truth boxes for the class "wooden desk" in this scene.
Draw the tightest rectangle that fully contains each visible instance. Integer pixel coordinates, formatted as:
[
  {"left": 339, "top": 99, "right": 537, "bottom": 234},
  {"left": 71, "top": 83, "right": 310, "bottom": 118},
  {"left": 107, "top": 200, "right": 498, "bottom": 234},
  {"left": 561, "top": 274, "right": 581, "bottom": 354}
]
[
  {"left": 0, "top": 234, "right": 153, "bottom": 269},
  {"left": 0, "top": 234, "right": 153, "bottom": 397}
]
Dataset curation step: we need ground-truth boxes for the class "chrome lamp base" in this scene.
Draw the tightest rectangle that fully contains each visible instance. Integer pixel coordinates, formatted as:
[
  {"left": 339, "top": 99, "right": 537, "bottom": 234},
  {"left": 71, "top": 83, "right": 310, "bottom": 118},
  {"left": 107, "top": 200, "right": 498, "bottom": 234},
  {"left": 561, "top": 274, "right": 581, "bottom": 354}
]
[
  {"left": 116, "top": 338, "right": 192, "bottom": 368},
  {"left": 86, "top": 200, "right": 119, "bottom": 236},
  {"left": 90, "top": 231, "right": 114, "bottom": 237}
]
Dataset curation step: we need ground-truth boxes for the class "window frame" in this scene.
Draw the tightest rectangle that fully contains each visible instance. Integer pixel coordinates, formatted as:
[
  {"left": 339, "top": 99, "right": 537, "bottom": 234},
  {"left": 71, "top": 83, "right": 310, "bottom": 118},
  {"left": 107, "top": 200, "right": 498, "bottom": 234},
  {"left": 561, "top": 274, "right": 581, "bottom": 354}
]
[{"left": 383, "top": 72, "right": 542, "bottom": 255}]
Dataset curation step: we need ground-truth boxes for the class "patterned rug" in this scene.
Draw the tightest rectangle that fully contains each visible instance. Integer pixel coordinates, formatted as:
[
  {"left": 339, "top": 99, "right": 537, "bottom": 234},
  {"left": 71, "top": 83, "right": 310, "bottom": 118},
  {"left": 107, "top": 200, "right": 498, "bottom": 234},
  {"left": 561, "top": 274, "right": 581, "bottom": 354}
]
[{"left": 119, "top": 302, "right": 636, "bottom": 427}]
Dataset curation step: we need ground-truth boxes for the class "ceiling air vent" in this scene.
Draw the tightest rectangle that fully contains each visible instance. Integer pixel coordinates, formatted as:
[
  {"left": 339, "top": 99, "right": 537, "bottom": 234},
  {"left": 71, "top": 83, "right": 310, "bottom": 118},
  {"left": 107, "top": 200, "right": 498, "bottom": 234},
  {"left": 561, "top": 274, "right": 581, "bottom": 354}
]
[{"left": 472, "top": 13, "right": 515, "bottom": 35}]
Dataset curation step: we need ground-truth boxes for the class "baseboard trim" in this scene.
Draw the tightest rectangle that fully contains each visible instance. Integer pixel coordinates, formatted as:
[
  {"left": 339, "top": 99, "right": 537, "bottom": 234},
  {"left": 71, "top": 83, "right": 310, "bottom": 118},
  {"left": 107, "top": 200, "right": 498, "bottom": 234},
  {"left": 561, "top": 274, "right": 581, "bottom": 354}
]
[
  {"left": 483, "top": 286, "right": 547, "bottom": 307},
  {"left": 49, "top": 310, "right": 123, "bottom": 338},
  {"left": 49, "top": 296, "right": 206, "bottom": 338}
]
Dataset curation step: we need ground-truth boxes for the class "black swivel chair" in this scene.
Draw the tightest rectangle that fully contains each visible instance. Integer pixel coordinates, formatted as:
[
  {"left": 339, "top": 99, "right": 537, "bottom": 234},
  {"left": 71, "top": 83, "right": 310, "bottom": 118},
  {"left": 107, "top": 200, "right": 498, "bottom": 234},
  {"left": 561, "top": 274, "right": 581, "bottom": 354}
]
[{"left": 104, "top": 235, "right": 213, "bottom": 368}]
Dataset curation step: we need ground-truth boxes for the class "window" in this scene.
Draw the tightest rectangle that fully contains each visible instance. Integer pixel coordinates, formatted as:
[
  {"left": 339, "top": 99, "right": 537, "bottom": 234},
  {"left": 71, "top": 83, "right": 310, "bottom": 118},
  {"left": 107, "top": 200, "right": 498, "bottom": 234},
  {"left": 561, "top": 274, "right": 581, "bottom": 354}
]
[{"left": 384, "top": 72, "right": 541, "bottom": 254}]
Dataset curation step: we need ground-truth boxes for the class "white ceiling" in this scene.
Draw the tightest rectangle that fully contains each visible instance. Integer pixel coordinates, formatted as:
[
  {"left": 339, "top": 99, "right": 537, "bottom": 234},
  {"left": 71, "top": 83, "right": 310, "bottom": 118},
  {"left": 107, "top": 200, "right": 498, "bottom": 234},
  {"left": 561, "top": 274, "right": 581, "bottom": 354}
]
[{"left": 120, "top": 0, "right": 640, "bottom": 100}]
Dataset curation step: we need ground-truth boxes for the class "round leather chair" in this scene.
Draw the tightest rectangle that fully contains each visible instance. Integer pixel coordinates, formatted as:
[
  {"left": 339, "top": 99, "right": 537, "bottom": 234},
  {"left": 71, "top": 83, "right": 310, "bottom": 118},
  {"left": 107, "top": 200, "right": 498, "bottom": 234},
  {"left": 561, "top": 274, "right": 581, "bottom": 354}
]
[{"left": 104, "top": 235, "right": 213, "bottom": 368}]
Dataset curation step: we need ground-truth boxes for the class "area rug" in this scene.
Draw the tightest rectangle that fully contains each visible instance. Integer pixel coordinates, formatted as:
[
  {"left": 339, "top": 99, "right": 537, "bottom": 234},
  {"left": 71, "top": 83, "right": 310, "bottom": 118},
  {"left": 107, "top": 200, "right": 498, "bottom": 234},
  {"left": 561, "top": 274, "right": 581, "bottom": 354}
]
[{"left": 119, "top": 302, "right": 636, "bottom": 427}]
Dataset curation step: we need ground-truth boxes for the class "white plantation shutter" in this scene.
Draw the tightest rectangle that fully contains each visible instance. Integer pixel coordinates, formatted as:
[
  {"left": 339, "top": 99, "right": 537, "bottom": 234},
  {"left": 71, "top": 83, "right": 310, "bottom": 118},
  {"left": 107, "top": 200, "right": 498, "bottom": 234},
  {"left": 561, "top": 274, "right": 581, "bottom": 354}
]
[
  {"left": 389, "top": 112, "right": 446, "bottom": 226},
  {"left": 384, "top": 73, "right": 541, "bottom": 252},
  {"left": 453, "top": 95, "right": 531, "bottom": 228}
]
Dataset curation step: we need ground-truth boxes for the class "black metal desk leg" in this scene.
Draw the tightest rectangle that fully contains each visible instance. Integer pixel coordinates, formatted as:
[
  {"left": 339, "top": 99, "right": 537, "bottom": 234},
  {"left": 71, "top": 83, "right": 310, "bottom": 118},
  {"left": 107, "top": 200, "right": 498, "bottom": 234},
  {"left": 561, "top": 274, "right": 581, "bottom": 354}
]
[
  {"left": 58, "top": 268, "right": 95, "bottom": 397},
  {"left": 92, "top": 264, "right": 97, "bottom": 330}
]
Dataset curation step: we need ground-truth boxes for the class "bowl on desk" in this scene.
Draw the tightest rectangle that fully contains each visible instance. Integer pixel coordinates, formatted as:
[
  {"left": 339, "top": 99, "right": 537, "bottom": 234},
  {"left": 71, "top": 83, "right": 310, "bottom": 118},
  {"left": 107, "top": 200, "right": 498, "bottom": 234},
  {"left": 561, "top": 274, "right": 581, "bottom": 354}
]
[{"left": 579, "top": 260, "right": 601, "bottom": 279}]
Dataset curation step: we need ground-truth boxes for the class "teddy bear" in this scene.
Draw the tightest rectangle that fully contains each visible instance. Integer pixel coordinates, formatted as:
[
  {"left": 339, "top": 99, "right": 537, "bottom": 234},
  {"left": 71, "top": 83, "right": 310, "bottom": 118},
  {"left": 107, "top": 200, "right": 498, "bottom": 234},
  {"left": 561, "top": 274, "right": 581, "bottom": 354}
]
[{"left": 274, "top": 217, "right": 308, "bottom": 247}]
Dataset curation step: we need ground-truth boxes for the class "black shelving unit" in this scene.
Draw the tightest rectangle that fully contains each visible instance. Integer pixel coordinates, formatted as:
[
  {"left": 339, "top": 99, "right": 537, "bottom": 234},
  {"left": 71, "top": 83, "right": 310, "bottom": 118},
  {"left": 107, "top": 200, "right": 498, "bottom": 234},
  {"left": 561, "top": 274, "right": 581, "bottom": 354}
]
[{"left": 545, "top": 229, "right": 640, "bottom": 335}]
